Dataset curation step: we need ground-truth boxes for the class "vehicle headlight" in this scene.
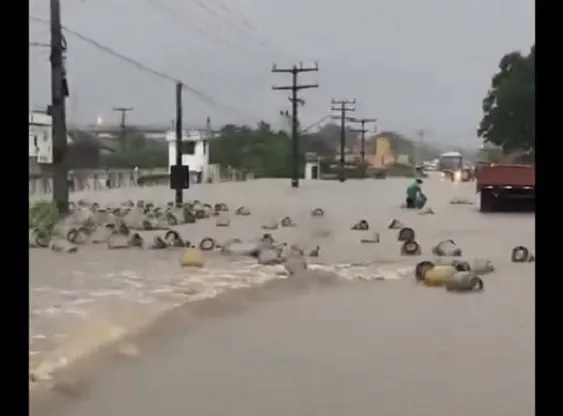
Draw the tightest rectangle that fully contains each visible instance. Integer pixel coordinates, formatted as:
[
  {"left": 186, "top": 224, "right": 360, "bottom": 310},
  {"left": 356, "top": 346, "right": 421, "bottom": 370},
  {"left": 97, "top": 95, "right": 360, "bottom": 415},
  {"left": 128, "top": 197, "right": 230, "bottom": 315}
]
[{"left": 453, "top": 170, "right": 462, "bottom": 182}]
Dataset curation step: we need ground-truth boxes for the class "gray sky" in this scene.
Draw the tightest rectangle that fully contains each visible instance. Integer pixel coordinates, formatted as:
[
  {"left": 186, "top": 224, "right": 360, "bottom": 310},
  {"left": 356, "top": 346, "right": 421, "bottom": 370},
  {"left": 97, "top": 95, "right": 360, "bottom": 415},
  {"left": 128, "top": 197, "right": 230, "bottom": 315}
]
[{"left": 29, "top": 0, "right": 534, "bottom": 147}]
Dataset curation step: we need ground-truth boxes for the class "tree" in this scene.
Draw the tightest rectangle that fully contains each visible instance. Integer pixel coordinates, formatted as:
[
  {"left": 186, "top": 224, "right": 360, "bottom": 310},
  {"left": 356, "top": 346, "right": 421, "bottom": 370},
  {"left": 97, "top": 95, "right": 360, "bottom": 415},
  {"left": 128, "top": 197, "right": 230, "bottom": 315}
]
[
  {"left": 209, "top": 121, "right": 345, "bottom": 178},
  {"left": 314, "top": 123, "right": 359, "bottom": 152},
  {"left": 209, "top": 122, "right": 293, "bottom": 177},
  {"left": 100, "top": 130, "right": 168, "bottom": 169},
  {"left": 478, "top": 45, "right": 535, "bottom": 153}
]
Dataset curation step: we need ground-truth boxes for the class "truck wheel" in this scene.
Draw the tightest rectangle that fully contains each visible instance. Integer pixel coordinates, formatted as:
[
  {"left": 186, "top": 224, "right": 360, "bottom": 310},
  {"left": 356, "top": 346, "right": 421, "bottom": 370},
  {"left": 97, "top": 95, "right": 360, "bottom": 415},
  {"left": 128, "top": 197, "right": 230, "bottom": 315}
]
[{"left": 480, "top": 191, "right": 497, "bottom": 212}]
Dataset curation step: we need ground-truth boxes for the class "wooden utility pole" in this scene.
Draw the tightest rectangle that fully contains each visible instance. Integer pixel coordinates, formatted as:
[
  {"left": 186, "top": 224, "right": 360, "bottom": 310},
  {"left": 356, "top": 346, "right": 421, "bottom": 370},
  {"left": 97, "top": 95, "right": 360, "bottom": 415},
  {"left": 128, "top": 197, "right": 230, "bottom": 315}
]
[
  {"left": 112, "top": 107, "right": 133, "bottom": 144},
  {"left": 175, "top": 82, "right": 183, "bottom": 206},
  {"left": 331, "top": 99, "right": 356, "bottom": 182},
  {"left": 50, "top": 0, "right": 70, "bottom": 214},
  {"left": 272, "top": 63, "right": 319, "bottom": 188},
  {"left": 348, "top": 117, "right": 377, "bottom": 178},
  {"left": 414, "top": 129, "right": 425, "bottom": 176}
]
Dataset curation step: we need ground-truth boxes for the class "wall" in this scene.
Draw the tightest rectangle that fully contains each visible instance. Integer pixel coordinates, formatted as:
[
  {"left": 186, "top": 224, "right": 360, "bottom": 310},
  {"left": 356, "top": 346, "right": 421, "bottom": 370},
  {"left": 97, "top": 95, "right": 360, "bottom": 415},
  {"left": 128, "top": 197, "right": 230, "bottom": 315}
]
[
  {"left": 29, "top": 167, "right": 254, "bottom": 197},
  {"left": 166, "top": 129, "right": 215, "bottom": 178},
  {"left": 29, "top": 157, "right": 41, "bottom": 175},
  {"left": 369, "top": 136, "right": 396, "bottom": 167},
  {"left": 29, "top": 168, "right": 167, "bottom": 197},
  {"left": 29, "top": 112, "right": 53, "bottom": 163},
  {"left": 167, "top": 140, "right": 209, "bottom": 173}
]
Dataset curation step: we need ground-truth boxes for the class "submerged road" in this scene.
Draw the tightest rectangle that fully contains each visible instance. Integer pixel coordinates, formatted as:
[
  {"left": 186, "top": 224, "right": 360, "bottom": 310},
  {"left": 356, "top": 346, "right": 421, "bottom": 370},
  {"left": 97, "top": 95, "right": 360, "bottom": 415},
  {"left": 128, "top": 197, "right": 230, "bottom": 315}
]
[{"left": 30, "top": 177, "right": 535, "bottom": 416}]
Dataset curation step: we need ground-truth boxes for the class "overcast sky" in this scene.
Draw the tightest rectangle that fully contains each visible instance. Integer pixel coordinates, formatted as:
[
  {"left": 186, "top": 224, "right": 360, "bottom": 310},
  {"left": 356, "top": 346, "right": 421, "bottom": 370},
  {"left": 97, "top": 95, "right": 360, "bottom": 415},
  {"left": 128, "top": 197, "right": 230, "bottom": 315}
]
[{"left": 29, "top": 0, "right": 534, "bottom": 147}]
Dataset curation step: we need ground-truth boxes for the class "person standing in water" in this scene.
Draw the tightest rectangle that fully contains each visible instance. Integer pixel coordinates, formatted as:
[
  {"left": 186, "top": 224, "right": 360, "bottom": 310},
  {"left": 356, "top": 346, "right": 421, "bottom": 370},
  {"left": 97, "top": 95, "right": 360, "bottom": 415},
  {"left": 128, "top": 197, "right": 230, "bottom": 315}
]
[
  {"left": 133, "top": 166, "right": 139, "bottom": 186},
  {"left": 405, "top": 178, "right": 426, "bottom": 209}
]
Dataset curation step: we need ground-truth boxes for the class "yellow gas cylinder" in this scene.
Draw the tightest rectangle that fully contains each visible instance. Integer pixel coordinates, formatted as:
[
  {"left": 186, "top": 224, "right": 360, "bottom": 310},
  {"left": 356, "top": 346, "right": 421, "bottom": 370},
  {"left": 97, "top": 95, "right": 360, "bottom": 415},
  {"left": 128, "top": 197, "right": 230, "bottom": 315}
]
[
  {"left": 180, "top": 247, "right": 204, "bottom": 268},
  {"left": 423, "top": 265, "right": 456, "bottom": 287}
]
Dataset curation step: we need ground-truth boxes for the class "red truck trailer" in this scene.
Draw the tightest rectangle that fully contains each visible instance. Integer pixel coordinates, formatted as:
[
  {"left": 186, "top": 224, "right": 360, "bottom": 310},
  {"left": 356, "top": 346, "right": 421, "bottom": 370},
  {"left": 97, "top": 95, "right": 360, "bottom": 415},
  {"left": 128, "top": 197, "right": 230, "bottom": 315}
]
[{"left": 476, "top": 164, "right": 535, "bottom": 212}]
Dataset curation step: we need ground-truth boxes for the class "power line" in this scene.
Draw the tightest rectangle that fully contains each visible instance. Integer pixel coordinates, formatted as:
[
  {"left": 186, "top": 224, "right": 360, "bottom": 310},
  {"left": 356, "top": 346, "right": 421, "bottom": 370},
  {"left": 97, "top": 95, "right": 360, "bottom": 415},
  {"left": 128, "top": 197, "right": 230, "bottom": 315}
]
[
  {"left": 29, "top": 15, "right": 255, "bottom": 117},
  {"left": 190, "top": 0, "right": 256, "bottom": 40},
  {"left": 300, "top": 115, "right": 332, "bottom": 134},
  {"left": 144, "top": 0, "right": 269, "bottom": 60},
  {"left": 202, "top": 0, "right": 290, "bottom": 56},
  {"left": 204, "top": 0, "right": 258, "bottom": 32},
  {"left": 145, "top": 0, "right": 233, "bottom": 49},
  {"left": 188, "top": 0, "right": 290, "bottom": 58},
  {"left": 29, "top": 16, "right": 179, "bottom": 83}
]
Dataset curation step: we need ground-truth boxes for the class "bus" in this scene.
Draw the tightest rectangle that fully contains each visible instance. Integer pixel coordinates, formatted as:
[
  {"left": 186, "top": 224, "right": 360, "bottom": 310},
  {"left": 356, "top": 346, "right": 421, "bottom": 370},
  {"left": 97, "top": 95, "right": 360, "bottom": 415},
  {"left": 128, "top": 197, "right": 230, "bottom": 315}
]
[{"left": 438, "top": 151, "right": 472, "bottom": 181}]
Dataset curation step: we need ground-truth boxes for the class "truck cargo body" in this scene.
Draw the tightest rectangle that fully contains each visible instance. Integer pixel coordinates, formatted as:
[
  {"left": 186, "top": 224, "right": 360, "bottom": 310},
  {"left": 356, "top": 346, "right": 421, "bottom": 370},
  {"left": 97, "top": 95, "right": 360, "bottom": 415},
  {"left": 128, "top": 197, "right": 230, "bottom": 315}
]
[{"left": 476, "top": 164, "right": 535, "bottom": 212}]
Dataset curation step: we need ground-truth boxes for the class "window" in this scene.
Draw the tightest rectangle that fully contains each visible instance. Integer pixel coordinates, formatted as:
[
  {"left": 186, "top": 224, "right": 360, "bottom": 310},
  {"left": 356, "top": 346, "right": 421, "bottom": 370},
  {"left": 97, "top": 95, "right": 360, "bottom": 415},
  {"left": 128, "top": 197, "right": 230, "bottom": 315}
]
[
  {"left": 180, "top": 141, "right": 195, "bottom": 155},
  {"left": 203, "top": 141, "right": 207, "bottom": 154},
  {"left": 438, "top": 156, "right": 462, "bottom": 171}
]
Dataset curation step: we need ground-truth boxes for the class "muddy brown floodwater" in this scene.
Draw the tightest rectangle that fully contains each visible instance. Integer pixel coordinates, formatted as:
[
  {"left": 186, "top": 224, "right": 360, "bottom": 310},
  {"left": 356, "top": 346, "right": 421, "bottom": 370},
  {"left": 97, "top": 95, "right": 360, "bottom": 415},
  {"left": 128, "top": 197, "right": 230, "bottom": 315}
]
[{"left": 30, "top": 177, "right": 535, "bottom": 416}]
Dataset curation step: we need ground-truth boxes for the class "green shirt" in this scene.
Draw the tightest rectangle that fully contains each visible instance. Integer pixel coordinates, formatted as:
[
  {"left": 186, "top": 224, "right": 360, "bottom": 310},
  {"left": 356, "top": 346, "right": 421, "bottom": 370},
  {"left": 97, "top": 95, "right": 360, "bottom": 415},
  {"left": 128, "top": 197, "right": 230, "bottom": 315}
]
[{"left": 406, "top": 182, "right": 421, "bottom": 199}]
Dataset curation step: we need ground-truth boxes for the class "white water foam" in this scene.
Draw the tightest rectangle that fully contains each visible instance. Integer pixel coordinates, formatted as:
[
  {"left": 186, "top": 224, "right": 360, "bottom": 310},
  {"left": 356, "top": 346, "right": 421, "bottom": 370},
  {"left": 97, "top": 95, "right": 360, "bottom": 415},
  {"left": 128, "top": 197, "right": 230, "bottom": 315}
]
[
  {"left": 29, "top": 260, "right": 414, "bottom": 380},
  {"left": 170, "top": 260, "right": 414, "bottom": 303}
]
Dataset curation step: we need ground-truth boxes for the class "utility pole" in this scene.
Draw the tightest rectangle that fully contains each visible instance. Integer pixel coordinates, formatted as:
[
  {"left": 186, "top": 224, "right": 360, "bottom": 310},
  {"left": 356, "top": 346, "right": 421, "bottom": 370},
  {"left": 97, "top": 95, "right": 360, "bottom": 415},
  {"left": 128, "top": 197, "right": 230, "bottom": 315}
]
[
  {"left": 348, "top": 117, "right": 377, "bottom": 178},
  {"left": 175, "top": 82, "right": 183, "bottom": 206},
  {"left": 272, "top": 62, "right": 319, "bottom": 188},
  {"left": 414, "top": 129, "right": 425, "bottom": 177},
  {"left": 50, "top": 0, "right": 70, "bottom": 214},
  {"left": 112, "top": 107, "right": 133, "bottom": 144},
  {"left": 331, "top": 99, "right": 356, "bottom": 182}
]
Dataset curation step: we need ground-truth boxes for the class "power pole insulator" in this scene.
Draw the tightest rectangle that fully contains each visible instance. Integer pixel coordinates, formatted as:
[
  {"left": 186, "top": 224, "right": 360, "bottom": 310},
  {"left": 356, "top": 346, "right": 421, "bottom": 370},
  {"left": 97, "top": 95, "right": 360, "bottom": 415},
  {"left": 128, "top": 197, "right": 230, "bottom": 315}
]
[{"left": 272, "top": 64, "right": 319, "bottom": 188}]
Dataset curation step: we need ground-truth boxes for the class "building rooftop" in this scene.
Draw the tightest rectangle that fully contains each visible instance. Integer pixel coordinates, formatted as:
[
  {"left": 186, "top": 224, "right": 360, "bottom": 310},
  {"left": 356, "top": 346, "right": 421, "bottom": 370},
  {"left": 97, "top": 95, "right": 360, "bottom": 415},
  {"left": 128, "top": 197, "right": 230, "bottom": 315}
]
[
  {"left": 440, "top": 151, "right": 462, "bottom": 157},
  {"left": 165, "top": 129, "right": 218, "bottom": 142},
  {"left": 67, "top": 130, "right": 117, "bottom": 152}
]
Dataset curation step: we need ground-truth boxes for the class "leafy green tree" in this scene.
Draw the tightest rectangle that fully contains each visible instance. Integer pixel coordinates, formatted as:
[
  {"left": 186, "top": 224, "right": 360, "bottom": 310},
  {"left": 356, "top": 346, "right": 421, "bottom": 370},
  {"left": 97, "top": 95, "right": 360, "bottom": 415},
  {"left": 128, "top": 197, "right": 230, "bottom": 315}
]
[
  {"left": 210, "top": 121, "right": 352, "bottom": 177},
  {"left": 210, "top": 122, "right": 297, "bottom": 177},
  {"left": 478, "top": 45, "right": 535, "bottom": 153}
]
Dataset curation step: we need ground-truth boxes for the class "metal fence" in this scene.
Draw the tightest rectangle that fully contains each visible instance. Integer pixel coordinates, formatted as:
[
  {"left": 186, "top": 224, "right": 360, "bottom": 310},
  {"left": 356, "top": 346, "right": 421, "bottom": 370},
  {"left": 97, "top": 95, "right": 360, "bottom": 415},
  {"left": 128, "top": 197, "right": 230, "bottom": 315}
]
[
  {"left": 28, "top": 168, "right": 169, "bottom": 196},
  {"left": 28, "top": 166, "right": 254, "bottom": 196}
]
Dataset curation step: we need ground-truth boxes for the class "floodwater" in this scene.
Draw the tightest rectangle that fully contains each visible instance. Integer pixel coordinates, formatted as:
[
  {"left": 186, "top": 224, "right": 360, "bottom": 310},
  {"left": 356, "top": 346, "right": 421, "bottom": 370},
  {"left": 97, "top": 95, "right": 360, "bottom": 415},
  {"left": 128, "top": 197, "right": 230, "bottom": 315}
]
[{"left": 30, "top": 177, "right": 535, "bottom": 416}]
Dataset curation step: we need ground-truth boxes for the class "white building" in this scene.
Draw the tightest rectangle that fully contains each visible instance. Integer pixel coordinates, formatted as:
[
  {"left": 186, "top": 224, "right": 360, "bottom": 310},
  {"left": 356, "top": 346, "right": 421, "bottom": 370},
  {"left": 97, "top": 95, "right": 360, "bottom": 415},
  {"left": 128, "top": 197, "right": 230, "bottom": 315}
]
[
  {"left": 29, "top": 111, "right": 54, "bottom": 164},
  {"left": 304, "top": 152, "right": 320, "bottom": 180},
  {"left": 166, "top": 129, "right": 216, "bottom": 183}
]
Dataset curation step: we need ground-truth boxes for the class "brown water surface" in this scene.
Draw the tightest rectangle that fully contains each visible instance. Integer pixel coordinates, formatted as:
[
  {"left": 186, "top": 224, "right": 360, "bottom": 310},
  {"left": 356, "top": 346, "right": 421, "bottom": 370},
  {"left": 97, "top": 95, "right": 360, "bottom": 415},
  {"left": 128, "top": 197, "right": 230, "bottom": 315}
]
[{"left": 30, "top": 177, "right": 535, "bottom": 416}]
